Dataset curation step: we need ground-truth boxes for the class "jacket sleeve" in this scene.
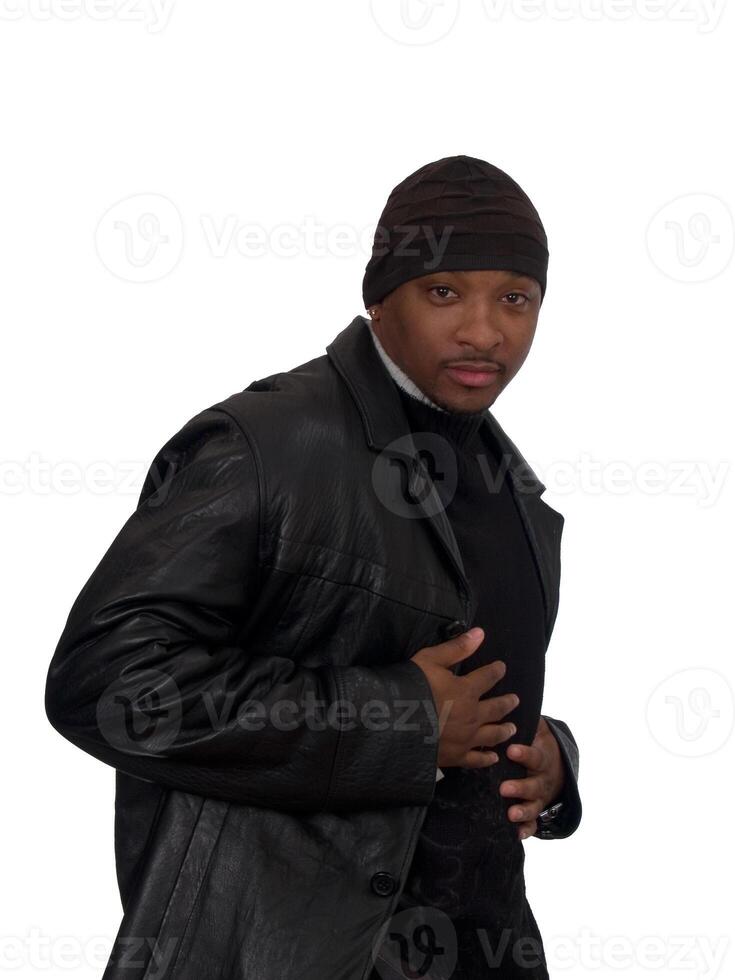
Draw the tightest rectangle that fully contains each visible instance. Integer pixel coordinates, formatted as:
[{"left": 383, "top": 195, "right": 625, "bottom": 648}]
[
  {"left": 533, "top": 714, "right": 583, "bottom": 839},
  {"left": 44, "top": 407, "right": 440, "bottom": 813}
]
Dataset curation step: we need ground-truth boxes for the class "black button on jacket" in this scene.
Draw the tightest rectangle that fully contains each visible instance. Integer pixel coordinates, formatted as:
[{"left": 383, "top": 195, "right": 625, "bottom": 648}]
[{"left": 44, "top": 315, "right": 582, "bottom": 980}]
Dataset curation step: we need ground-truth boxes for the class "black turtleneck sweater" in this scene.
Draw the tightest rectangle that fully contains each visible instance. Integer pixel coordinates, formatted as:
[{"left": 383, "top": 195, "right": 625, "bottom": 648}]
[{"left": 391, "top": 384, "right": 550, "bottom": 979}]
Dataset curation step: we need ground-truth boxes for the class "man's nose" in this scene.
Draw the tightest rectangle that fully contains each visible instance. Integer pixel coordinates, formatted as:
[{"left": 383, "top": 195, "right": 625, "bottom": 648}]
[{"left": 453, "top": 309, "right": 504, "bottom": 350}]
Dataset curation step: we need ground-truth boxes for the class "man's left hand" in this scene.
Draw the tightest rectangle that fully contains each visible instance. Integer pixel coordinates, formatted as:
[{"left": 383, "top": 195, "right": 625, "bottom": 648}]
[{"left": 499, "top": 716, "right": 565, "bottom": 840}]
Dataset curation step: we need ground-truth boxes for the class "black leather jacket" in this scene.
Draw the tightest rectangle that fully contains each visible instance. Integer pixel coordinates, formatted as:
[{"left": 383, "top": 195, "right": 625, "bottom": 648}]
[{"left": 45, "top": 314, "right": 582, "bottom": 980}]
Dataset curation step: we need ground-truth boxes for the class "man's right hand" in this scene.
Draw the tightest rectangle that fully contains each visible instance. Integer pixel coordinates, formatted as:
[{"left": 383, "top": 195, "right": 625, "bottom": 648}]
[{"left": 410, "top": 626, "right": 519, "bottom": 770}]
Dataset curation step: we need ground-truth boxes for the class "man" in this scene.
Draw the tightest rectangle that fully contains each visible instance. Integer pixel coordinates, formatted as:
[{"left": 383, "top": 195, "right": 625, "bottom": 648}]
[{"left": 45, "top": 154, "right": 581, "bottom": 980}]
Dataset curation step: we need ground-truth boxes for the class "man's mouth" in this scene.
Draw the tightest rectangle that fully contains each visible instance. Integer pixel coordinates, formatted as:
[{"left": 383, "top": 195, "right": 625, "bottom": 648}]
[{"left": 445, "top": 364, "right": 501, "bottom": 388}]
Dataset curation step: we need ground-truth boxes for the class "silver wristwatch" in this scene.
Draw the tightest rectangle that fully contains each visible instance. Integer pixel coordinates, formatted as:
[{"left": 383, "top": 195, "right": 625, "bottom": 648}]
[{"left": 536, "top": 800, "right": 564, "bottom": 838}]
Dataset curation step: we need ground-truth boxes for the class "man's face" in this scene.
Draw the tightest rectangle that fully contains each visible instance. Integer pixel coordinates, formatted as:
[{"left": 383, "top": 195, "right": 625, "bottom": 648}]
[{"left": 370, "top": 268, "right": 542, "bottom": 414}]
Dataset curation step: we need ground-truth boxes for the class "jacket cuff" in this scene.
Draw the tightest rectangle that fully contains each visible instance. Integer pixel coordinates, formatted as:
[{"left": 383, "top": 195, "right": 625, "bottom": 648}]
[
  {"left": 324, "top": 659, "right": 439, "bottom": 810},
  {"left": 533, "top": 714, "right": 583, "bottom": 840}
]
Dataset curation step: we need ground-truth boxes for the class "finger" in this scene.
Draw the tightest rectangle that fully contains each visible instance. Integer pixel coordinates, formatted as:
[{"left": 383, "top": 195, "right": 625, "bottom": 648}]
[
  {"left": 462, "top": 748, "right": 500, "bottom": 768},
  {"left": 532, "top": 726, "right": 557, "bottom": 752},
  {"left": 535, "top": 716, "right": 551, "bottom": 739},
  {"left": 478, "top": 692, "right": 520, "bottom": 723},
  {"left": 506, "top": 797, "right": 545, "bottom": 824},
  {"left": 423, "top": 627, "right": 485, "bottom": 670},
  {"left": 464, "top": 658, "right": 507, "bottom": 698},
  {"left": 474, "top": 720, "right": 518, "bottom": 747},
  {"left": 517, "top": 819, "right": 538, "bottom": 841},
  {"left": 499, "top": 776, "right": 544, "bottom": 800},
  {"left": 506, "top": 741, "right": 545, "bottom": 770}
]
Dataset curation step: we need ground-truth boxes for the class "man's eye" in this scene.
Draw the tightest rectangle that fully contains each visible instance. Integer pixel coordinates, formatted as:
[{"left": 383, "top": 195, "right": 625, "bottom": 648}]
[
  {"left": 429, "top": 286, "right": 457, "bottom": 299},
  {"left": 504, "top": 292, "right": 529, "bottom": 305}
]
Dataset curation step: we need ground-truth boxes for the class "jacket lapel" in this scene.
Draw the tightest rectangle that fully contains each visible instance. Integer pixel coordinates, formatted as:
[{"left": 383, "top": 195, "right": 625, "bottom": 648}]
[{"left": 326, "top": 315, "right": 559, "bottom": 641}]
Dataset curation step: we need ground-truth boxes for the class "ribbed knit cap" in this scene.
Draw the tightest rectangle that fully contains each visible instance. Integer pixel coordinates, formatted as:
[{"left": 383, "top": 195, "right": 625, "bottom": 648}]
[{"left": 362, "top": 154, "right": 549, "bottom": 309}]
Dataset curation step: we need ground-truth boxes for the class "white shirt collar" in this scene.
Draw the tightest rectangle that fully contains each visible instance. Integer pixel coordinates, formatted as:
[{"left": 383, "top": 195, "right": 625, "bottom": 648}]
[{"left": 364, "top": 316, "right": 448, "bottom": 413}]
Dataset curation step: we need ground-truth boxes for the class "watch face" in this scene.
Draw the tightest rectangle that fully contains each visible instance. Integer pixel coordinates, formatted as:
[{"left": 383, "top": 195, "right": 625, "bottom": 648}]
[{"left": 539, "top": 801, "right": 564, "bottom": 822}]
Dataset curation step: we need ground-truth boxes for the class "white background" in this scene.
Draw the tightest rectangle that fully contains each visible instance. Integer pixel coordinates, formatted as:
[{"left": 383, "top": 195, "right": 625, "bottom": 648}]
[{"left": 2, "top": 1, "right": 734, "bottom": 977}]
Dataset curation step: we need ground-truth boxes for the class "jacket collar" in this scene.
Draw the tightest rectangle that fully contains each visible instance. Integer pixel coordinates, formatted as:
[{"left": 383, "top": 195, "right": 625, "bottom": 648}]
[
  {"left": 326, "top": 315, "right": 558, "bottom": 641},
  {"left": 326, "top": 315, "right": 546, "bottom": 497}
]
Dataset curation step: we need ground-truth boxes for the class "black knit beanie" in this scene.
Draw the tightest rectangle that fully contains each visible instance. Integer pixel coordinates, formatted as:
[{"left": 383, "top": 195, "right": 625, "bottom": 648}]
[{"left": 362, "top": 154, "right": 549, "bottom": 309}]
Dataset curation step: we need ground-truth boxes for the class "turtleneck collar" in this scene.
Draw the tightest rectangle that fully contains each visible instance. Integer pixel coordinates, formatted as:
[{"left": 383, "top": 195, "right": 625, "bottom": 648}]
[{"left": 365, "top": 315, "right": 487, "bottom": 449}]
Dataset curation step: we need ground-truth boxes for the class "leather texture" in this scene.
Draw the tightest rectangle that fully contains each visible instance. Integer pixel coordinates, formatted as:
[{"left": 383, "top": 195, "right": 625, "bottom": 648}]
[{"left": 45, "top": 315, "right": 582, "bottom": 979}]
